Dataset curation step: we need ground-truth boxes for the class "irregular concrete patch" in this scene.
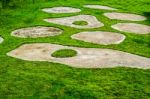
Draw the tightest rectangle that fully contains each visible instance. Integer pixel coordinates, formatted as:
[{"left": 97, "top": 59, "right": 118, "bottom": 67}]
[
  {"left": 11, "top": 26, "right": 63, "bottom": 38},
  {"left": 104, "top": 12, "right": 146, "bottom": 21},
  {"left": 71, "top": 31, "right": 125, "bottom": 45},
  {"left": 84, "top": 5, "right": 117, "bottom": 10},
  {"left": 44, "top": 15, "right": 104, "bottom": 29},
  {"left": 0, "top": 37, "right": 4, "bottom": 44},
  {"left": 7, "top": 43, "right": 150, "bottom": 69},
  {"left": 112, "top": 23, "right": 150, "bottom": 34},
  {"left": 42, "top": 7, "right": 81, "bottom": 13}
]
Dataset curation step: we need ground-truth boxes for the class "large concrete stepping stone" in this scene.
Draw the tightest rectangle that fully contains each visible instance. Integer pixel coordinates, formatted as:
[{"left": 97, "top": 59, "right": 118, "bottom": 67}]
[
  {"left": 84, "top": 5, "right": 117, "bottom": 10},
  {"left": 71, "top": 31, "right": 125, "bottom": 45},
  {"left": 0, "top": 37, "right": 4, "bottom": 44},
  {"left": 104, "top": 12, "right": 146, "bottom": 21},
  {"left": 42, "top": 7, "right": 81, "bottom": 13},
  {"left": 112, "top": 23, "right": 150, "bottom": 34},
  {"left": 7, "top": 43, "right": 150, "bottom": 69},
  {"left": 44, "top": 15, "right": 104, "bottom": 29},
  {"left": 11, "top": 26, "right": 63, "bottom": 38}
]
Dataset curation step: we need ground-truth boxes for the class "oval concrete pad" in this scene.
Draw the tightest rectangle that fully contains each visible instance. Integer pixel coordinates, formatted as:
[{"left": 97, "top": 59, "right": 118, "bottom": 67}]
[
  {"left": 0, "top": 37, "right": 4, "bottom": 44},
  {"left": 44, "top": 15, "right": 104, "bottom": 29},
  {"left": 11, "top": 26, "right": 63, "bottom": 38},
  {"left": 42, "top": 7, "right": 81, "bottom": 13},
  {"left": 104, "top": 12, "right": 146, "bottom": 21},
  {"left": 7, "top": 43, "right": 150, "bottom": 69},
  {"left": 71, "top": 31, "right": 125, "bottom": 45},
  {"left": 84, "top": 5, "right": 117, "bottom": 10},
  {"left": 112, "top": 23, "right": 150, "bottom": 34}
]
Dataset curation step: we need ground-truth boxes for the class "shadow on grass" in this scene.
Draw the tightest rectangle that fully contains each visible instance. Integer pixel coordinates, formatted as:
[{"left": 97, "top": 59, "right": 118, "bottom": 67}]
[{"left": 143, "top": 12, "right": 150, "bottom": 23}]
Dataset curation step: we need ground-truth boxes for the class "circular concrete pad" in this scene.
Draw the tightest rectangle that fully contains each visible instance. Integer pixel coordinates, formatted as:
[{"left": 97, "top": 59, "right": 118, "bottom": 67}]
[
  {"left": 7, "top": 43, "right": 150, "bottom": 69},
  {"left": 44, "top": 15, "right": 104, "bottom": 29},
  {"left": 71, "top": 31, "right": 125, "bottom": 45},
  {"left": 112, "top": 23, "right": 150, "bottom": 34},
  {"left": 0, "top": 37, "right": 4, "bottom": 44},
  {"left": 84, "top": 5, "right": 117, "bottom": 10},
  {"left": 11, "top": 26, "right": 63, "bottom": 38},
  {"left": 42, "top": 7, "right": 81, "bottom": 13},
  {"left": 104, "top": 12, "right": 146, "bottom": 21}
]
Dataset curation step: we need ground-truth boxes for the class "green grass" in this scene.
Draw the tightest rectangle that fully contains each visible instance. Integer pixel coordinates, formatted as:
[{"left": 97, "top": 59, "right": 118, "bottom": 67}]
[
  {"left": 51, "top": 49, "right": 77, "bottom": 58},
  {"left": 0, "top": 0, "right": 150, "bottom": 98},
  {"left": 73, "top": 21, "right": 88, "bottom": 26}
]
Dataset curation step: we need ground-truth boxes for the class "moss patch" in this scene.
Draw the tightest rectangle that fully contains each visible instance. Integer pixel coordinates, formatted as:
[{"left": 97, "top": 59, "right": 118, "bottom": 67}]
[{"left": 51, "top": 49, "right": 77, "bottom": 58}]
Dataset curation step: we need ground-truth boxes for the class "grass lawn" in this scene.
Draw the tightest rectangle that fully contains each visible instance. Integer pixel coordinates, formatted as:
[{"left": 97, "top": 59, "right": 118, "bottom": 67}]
[
  {"left": 51, "top": 49, "right": 77, "bottom": 58},
  {"left": 0, "top": 0, "right": 150, "bottom": 98},
  {"left": 73, "top": 21, "right": 88, "bottom": 26}
]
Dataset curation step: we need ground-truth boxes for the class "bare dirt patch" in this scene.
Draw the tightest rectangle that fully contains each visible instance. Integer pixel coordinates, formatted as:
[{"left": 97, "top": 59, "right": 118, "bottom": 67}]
[
  {"left": 11, "top": 26, "right": 63, "bottom": 38},
  {"left": 71, "top": 31, "right": 125, "bottom": 45},
  {"left": 104, "top": 12, "right": 146, "bottom": 21},
  {"left": 44, "top": 15, "right": 104, "bottom": 29},
  {"left": 42, "top": 7, "right": 81, "bottom": 13},
  {"left": 112, "top": 23, "right": 150, "bottom": 34},
  {"left": 7, "top": 43, "right": 150, "bottom": 69},
  {"left": 84, "top": 5, "right": 117, "bottom": 10}
]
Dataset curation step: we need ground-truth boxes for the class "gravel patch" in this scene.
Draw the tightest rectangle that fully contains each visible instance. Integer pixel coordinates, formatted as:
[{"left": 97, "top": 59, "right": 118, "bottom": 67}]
[
  {"left": 112, "top": 23, "right": 150, "bottom": 34},
  {"left": 44, "top": 15, "right": 104, "bottom": 29},
  {"left": 71, "top": 31, "right": 125, "bottom": 45},
  {"left": 7, "top": 43, "right": 150, "bottom": 69},
  {"left": 11, "top": 26, "right": 63, "bottom": 38}
]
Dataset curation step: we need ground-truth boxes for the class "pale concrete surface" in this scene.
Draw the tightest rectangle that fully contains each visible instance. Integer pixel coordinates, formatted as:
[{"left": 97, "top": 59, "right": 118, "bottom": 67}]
[
  {"left": 11, "top": 26, "right": 63, "bottom": 38},
  {"left": 7, "top": 43, "right": 150, "bottom": 69},
  {"left": 44, "top": 15, "right": 104, "bottom": 29},
  {"left": 71, "top": 31, "right": 125, "bottom": 45}
]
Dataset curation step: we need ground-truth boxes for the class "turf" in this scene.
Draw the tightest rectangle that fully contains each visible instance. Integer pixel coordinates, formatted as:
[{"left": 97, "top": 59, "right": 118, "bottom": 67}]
[
  {"left": 73, "top": 21, "right": 88, "bottom": 26},
  {"left": 0, "top": 0, "right": 150, "bottom": 98},
  {"left": 51, "top": 49, "right": 77, "bottom": 58}
]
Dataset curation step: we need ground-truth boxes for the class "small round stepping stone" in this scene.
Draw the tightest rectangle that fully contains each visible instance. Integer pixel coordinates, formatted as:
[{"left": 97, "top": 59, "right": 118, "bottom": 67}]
[
  {"left": 44, "top": 15, "right": 104, "bottom": 29},
  {"left": 104, "top": 12, "right": 146, "bottom": 21},
  {"left": 0, "top": 37, "right": 4, "bottom": 44},
  {"left": 84, "top": 5, "right": 117, "bottom": 10},
  {"left": 71, "top": 31, "right": 125, "bottom": 45},
  {"left": 112, "top": 23, "right": 150, "bottom": 34},
  {"left": 7, "top": 43, "right": 150, "bottom": 69},
  {"left": 11, "top": 26, "right": 63, "bottom": 38},
  {"left": 42, "top": 7, "right": 81, "bottom": 13}
]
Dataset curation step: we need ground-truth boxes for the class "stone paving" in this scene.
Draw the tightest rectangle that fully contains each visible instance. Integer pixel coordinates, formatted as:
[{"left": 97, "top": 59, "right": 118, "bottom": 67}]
[
  {"left": 7, "top": 43, "right": 150, "bottom": 69},
  {"left": 7, "top": 5, "right": 150, "bottom": 69},
  {"left": 84, "top": 5, "right": 117, "bottom": 10},
  {"left": 104, "top": 12, "right": 146, "bottom": 21},
  {"left": 44, "top": 15, "right": 104, "bottom": 29},
  {"left": 11, "top": 26, "right": 63, "bottom": 38},
  {"left": 112, "top": 23, "right": 150, "bottom": 34},
  {"left": 71, "top": 31, "right": 125, "bottom": 45},
  {"left": 42, "top": 7, "right": 81, "bottom": 13}
]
